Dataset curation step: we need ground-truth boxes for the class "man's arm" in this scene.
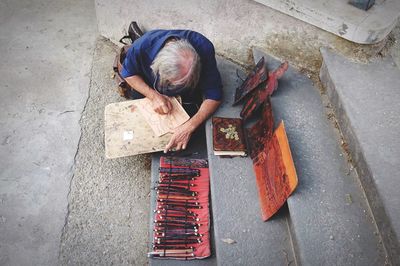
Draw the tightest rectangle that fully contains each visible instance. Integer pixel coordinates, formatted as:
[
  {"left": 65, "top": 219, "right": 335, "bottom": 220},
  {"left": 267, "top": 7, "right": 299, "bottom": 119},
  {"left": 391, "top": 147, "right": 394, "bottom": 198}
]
[
  {"left": 164, "top": 99, "right": 221, "bottom": 152},
  {"left": 125, "top": 75, "right": 173, "bottom": 114}
]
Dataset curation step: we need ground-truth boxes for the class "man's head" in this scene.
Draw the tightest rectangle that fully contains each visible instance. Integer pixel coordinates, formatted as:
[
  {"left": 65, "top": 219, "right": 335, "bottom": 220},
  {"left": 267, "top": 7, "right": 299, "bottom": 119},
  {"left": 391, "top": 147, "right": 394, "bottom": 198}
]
[{"left": 151, "top": 39, "right": 201, "bottom": 95}]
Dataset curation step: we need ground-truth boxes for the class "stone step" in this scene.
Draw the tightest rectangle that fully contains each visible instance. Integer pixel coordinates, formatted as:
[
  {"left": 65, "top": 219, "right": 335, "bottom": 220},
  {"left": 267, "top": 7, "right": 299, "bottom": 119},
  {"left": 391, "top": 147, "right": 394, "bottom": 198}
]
[
  {"left": 149, "top": 56, "right": 296, "bottom": 265},
  {"left": 252, "top": 48, "right": 388, "bottom": 265},
  {"left": 149, "top": 129, "right": 217, "bottom": 266},
  {"left": 204, "top": 57, "right": 296, "bottom": 265},
  {"left": 320, "top": 47, "right": 400, "bottom": 264},
  {"left": 253, "top": 0, "right": 400, "bottom": 44}
]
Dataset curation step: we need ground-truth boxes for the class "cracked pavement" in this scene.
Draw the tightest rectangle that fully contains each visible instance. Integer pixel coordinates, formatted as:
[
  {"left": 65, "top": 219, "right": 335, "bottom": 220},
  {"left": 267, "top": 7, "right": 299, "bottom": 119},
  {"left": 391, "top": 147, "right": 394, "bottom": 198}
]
[
  {"left": 59, "top": 38, "right": 151, "bottom": 266},
  {"left": 0, "top": 0, "right": 97, "bottom": 265},
  {"left": 0, "top": 1, "right": 150, "bottom": 265}
]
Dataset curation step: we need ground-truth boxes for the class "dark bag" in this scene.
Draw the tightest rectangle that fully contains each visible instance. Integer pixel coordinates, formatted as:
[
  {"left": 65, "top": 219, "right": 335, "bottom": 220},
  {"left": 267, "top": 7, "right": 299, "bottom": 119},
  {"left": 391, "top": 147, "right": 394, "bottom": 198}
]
[
  {"left": 113, "top": 21, "right": 144, "bottom": 99},
  {"left": 119, "top": 21, "right": 144, "bottom": 45}
]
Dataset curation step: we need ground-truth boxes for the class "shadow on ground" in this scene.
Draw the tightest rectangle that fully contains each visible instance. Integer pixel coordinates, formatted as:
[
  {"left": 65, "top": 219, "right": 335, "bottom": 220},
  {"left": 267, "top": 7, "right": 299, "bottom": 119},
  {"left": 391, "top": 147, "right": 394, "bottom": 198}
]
[{"left": 59, "top": 38, "right": 151, "bottom": 265}]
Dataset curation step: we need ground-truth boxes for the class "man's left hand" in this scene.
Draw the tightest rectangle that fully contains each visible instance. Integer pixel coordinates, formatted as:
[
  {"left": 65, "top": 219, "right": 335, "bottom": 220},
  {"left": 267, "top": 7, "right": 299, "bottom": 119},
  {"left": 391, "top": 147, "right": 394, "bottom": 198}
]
[{"left": 164, "top": 122, "right": 195, "bottom": 153}]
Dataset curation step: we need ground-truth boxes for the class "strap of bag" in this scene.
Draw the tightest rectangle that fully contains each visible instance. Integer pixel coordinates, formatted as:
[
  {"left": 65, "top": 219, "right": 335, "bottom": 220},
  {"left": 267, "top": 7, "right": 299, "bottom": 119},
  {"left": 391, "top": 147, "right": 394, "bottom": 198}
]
[
  {"left": 113, "top": 45, "right": 132, "bottom": 91},
  {"left": 119, "top": 36, "right": 131, "bottom": 45}
]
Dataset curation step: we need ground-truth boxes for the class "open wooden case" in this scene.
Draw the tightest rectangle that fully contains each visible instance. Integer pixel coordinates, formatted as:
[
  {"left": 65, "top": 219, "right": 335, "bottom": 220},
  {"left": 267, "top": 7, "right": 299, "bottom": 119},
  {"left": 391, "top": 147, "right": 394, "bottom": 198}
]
[{"left": 246, "top": 99, "right": 298, "bottom": 221}]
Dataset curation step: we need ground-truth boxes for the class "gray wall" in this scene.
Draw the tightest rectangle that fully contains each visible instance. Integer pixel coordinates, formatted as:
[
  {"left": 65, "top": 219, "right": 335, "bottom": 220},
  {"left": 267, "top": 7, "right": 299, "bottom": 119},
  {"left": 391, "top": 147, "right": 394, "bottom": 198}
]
[{"left": 94, "top": 0, "right": 385, "bottom": 72}]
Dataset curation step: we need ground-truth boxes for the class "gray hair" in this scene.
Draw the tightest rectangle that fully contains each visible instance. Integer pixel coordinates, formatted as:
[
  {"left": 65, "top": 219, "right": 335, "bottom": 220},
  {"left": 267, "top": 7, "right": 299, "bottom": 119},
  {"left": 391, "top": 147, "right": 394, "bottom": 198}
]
[{"left": 151, "top": 39, "right": 201, "bottom": 90}]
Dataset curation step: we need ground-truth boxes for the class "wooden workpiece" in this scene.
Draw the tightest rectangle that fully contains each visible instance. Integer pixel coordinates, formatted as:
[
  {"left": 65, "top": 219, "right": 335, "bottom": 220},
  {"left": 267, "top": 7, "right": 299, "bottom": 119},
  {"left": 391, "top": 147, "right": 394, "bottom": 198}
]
[{"left": 104, "top": 99, "right": 171, "bottom": 159}]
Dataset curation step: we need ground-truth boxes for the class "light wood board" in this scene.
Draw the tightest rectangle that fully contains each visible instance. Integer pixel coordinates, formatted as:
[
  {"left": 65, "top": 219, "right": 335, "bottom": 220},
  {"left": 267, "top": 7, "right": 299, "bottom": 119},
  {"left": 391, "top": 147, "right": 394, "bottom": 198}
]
[
  {"left": 135, "top": 97, "right": 190, "bottom": 136},
  {"left": 104, "top": 99, "right": 171, "bottom": 159}
]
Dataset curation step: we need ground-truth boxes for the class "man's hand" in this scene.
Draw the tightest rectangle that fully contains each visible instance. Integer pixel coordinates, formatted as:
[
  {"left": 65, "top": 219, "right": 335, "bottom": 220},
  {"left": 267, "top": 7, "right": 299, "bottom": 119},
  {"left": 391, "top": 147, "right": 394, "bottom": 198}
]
[
  {"left": 151, "top": 93, "right": 173, "bottom": 114},
  {"left": 163, "top": 99, "right": 221, "bottom": 153},
  {"left": 164, "top": 122, "right": 195, "bottom": 153},
  {"left": 124, "top": 75, "right": 173, "bottom": 114}
]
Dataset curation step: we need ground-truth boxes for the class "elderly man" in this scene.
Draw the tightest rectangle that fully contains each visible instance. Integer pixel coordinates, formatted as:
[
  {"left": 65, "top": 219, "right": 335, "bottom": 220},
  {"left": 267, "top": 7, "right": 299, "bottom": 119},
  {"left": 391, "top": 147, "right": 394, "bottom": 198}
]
[{"left": 119, "top": 29, "right": 223, "bottom": 153}]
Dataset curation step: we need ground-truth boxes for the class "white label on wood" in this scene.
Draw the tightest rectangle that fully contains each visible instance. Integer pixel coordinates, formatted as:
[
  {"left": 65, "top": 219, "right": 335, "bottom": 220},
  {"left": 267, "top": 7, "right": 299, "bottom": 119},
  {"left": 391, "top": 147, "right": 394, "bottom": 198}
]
[{"left": 123, "top": 131, "right": 134, "bottom": 140}]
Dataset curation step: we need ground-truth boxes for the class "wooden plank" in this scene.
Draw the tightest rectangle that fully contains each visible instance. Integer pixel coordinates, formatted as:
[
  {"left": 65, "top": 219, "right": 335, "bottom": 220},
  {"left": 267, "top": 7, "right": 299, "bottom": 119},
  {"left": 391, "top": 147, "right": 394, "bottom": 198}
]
[
  {"left": 252, "top": 121, "right": 298, "bottom": 221},
  {"left": 136, "top": 97, "right": 190, "bottom": 137},
  {"left": 104, "top": 99, "right": 171, "bottom": 159}
]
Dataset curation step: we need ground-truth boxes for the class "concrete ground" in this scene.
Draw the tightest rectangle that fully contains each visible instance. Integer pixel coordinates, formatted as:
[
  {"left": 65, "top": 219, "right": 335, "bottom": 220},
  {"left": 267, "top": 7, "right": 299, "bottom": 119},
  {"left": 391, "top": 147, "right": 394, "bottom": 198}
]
[
  {"left": 0, "top": 0, "right": 96, "bottom": 265},
  {"left": 0, "top": 1, "right": 150, "bottom": 265},
  {"left": 59, "top": 38, "right": 151, "bottom": 266}
]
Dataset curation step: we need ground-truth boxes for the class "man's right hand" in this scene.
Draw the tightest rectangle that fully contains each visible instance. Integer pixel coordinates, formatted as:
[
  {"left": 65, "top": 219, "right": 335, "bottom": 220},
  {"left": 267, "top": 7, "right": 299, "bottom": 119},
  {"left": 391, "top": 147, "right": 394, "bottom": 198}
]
[
  {"left": 150, "top": 93, "right": 173, "bottom": 114},
  {"left": 124, "top": 75, "right": 173, "bottom": 114}
]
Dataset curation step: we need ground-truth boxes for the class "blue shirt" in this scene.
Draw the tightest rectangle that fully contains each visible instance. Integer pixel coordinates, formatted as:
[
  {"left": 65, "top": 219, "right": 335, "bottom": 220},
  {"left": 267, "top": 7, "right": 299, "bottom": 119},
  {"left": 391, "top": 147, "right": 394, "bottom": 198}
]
[{"left": 121, "top": 29, "right": 223, "bottom": 101}]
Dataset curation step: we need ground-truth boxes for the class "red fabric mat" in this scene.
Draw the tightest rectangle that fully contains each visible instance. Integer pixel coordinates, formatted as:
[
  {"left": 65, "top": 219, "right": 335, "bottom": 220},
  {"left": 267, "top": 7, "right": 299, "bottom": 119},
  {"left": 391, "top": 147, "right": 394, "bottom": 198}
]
[{"left": 150, "top": 157, "right": 211, "bottom": 259}]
